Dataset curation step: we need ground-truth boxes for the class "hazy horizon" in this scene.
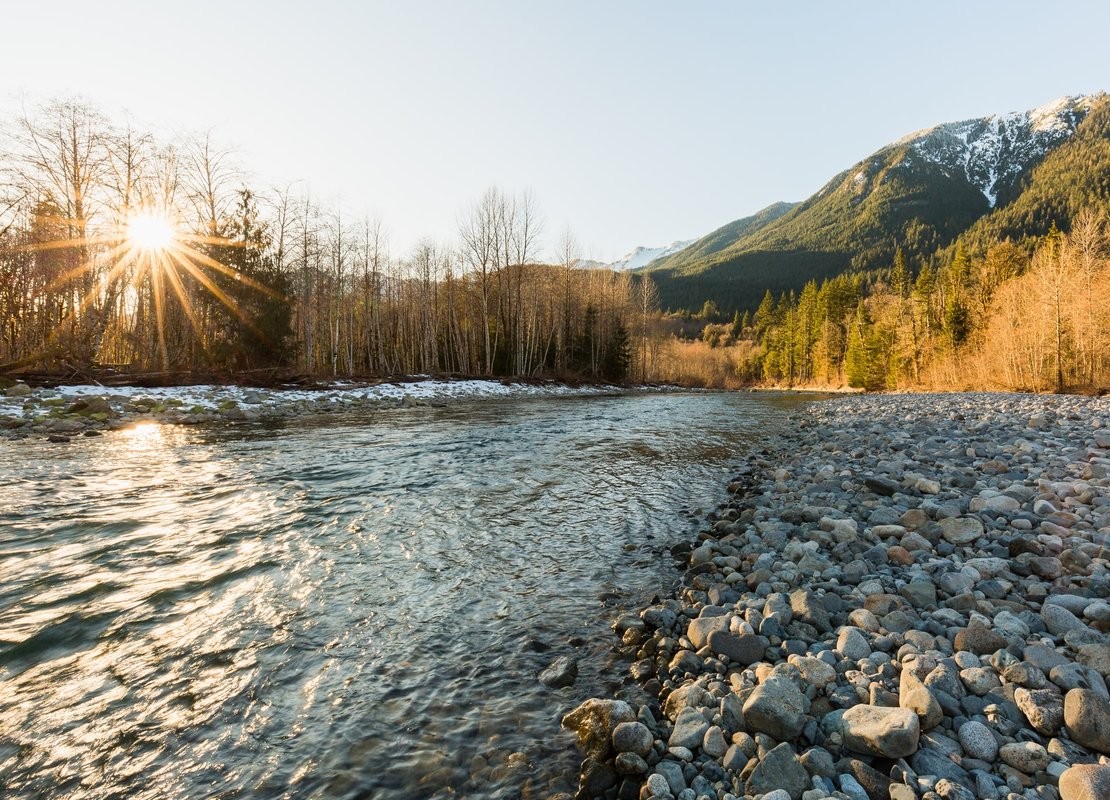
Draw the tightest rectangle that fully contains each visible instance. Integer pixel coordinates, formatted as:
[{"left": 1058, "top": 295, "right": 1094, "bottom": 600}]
[{"left": 4, "top": 0, "right": 1110, "bottom": 261}]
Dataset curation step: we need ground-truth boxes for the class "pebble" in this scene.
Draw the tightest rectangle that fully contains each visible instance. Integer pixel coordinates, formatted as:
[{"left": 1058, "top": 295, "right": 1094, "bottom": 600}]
[
  {"left": 998, "top": 741, "right": 1051, "bottom": 774},
  {"left": 957, "top": 719, "right": 998, "bottom": 761},
  {"left": 563, "top": 393, "right": 1110, "bottom": 800},
  {"left": 611, "top": 721, "right": 653, "bottom": 757}
]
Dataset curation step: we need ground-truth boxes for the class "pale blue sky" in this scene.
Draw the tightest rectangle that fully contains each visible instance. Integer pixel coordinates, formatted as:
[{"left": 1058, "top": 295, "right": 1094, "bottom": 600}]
[{"left": 3, "top": 1, "right": 1109, "bottom": 261}]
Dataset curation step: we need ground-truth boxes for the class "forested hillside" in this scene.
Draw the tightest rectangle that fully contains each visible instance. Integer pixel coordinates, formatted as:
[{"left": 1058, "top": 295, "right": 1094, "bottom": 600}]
[
  {"left": 696, "top": 210, "right": 1110, "bottom": 393},
  {"left": 647, "top": 94, "right": 1109, "bottom": 314}
]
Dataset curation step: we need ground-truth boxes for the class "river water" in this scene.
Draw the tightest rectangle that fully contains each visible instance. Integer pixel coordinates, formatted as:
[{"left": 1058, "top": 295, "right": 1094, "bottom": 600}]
[{"left": 0, "top": 391, "right": 813, "bottom": 799}]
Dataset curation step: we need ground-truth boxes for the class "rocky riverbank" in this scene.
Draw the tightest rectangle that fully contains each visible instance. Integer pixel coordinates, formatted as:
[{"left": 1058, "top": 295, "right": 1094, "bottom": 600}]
[
  {"left": 562, "top": 392, "right": 1110, "bottom": 800},
  {"left": 0, "top": 378, "right": 624, "bottom": 442}
]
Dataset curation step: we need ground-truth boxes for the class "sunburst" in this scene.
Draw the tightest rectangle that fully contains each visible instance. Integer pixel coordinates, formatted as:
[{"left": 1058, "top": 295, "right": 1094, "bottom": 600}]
[
  {"left": 18, "top": 203, "right": 280, "bottom": 371},
  {"left": 126, "top": 211, "right": 176, "bottom": 253}
]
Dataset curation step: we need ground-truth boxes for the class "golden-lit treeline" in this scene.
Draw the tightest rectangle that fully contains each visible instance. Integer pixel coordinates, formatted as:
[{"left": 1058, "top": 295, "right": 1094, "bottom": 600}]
[
  {"left": 753, "top": 209, "right": 1110, "bottom": 393},
  {"left": 921, "top": 212, "right": 1110, "bottom": 392},
  {"left": 0, "top": 99, "right": 671, "bottom": 382}
]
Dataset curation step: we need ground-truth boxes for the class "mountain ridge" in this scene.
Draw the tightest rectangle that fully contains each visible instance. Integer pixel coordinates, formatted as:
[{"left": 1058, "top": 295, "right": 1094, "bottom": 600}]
[{"left": 645, "top": 93, "right": 1108, "bottom": 313}]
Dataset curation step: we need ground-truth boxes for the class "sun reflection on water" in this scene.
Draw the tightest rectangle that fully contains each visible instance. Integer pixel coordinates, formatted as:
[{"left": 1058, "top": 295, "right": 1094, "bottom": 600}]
[{"left": 119, "top": 420, "right": 164, "bottom": 447}]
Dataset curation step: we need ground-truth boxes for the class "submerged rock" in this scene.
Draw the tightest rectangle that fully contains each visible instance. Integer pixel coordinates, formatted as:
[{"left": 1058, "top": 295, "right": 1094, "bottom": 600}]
[{"left": 539, "top": 655, "right": 578, "bottom": 688}]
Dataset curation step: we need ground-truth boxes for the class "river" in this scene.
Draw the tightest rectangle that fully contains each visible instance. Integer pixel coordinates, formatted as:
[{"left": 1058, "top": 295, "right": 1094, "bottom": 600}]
[{"left": 0, "top": 391, "right": 815, "bottom": 799}]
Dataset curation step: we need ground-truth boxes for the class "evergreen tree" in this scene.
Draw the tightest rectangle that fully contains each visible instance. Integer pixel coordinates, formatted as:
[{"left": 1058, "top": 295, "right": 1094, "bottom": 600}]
[
  {"left": 891, "top": 248, "right": 911, "bottom": 298},
  {"left": 698, "top": 300, "right": 719, "bottom": 321},
  {"left": 602, "top": 316, "right": 631, "bottom": 382},
  {"left": 209, "top": 189, "right": 294, "bottom": 369},
  {"left": 845, "top": 302, "right": 887, "bottom": 391},
  {"left": 753, "top": 290, "right": 775, "bottom": 336}
]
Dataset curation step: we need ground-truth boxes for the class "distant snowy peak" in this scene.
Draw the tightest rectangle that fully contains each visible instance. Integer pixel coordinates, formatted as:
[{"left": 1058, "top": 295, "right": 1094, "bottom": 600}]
[
  {"left": 606, "top": 239, "right": 695, "bottom": 271},
  {"left": 893, "top": 95, "right": 1094, "bottom": 207}
]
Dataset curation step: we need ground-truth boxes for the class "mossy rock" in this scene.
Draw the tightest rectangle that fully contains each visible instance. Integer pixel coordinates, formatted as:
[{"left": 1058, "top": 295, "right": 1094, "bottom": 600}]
[
  {"left": 42, "top": 397, "right": 67, "bottom": 407},
  {"left": 65, "top": 397, "right": 114, "bottom": 417},
  {"left": 189, "top": 405, "right": 207, "bottom": 415},
  {"left": 164, "top": 398, "right": 184, "bottom": 407},
  {"left": 218, "top": 399, "right": 239, "bottom": 411}
]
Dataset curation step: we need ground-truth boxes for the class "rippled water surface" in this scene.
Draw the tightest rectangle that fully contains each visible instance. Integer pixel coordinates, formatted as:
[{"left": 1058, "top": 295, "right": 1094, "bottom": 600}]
[{"left": 0, "top": 391, "right": 812, "bottom": 799}]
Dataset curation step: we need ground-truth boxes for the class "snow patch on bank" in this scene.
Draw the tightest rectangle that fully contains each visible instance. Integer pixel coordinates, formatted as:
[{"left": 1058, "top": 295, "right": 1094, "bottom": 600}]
[{"left": 34, "top": 378, "right": 620, "bottom": 408}]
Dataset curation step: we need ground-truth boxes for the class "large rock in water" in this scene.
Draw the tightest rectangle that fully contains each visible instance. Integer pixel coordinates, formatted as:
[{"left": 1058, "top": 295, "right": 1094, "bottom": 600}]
[
  {"left": 1064, "top": 688, "right": 1110, "bottom": 755},
  {"left": 539, "top": 655, "right": 578, "bottom": 688},
  {"left": 744, "top": 742, "right": 809, "bottom": 800},
  {"left": 840, "top": 705, "right": 921, "bottom": 758},
  {"left": 561, "top": 698, "right": 635, "bottom": 759},
  {"left": 742, "top": 675, "right": 807, "bottom": 741},
  {"left": 1059, "top": 764, "right": 1110, "bottom": 800},
  {"left": 65, "top": 396, "right": 115, "bottom": 417}
]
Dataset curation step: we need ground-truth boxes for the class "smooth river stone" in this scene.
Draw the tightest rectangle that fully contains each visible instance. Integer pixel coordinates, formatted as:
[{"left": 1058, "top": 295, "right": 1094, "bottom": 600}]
[
  {"left": 1064, "top": 688, "right": 1110, "bottom": 754},
  {"left": 687, "top": 614, "right": 730, "bottom": 649},
  {"left": 840, "top": 705, "right": 921, "bottom": 758},
  {"left": 611, "top": 721, "right": 653, "bottom": 757},
  {"left": 1059, "top": 764, "right": 1110, "bottom": 800},
  {"left": 708, "top": 630, "right": 768, "bottom": 666},
  {"left": 957, "top": 719, "right": 998, "bottom": 761},
  {"left": 743, "top": 676, "right": 806, "bottom": 741},
  {"left": 999, "top": 741, "right": 1051, "bottom": 774},
  {"left": 939, "top": 517, "right": 984, "bottom": 545}
]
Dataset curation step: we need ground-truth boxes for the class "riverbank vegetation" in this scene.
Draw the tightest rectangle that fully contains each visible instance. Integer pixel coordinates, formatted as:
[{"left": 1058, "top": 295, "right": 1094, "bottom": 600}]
[
  {"left": 0, "top": 100, "right": 658, "bottom": 384},
  {"left": 2, "top": 99, "right": 1106, "bottom": 393},
  {"left": 718, "top": 211, "right": 1110, "bottom": 393}
]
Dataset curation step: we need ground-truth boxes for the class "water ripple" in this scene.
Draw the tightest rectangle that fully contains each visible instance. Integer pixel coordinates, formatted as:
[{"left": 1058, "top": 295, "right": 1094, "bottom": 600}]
[{"left": 0, "top": 392, "right": 814, "bottom": 799}]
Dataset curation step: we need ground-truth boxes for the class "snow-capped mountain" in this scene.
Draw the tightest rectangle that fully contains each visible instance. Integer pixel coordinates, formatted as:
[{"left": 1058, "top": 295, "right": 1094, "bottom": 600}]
[
  {"left": 648, "top": 92, "right": 1109, "bottom": 314},
  {"left": 605, "top": 240, "right": 694, "bottom": 271},
  {"left": 894, "top": 95, "right": 1093, "bottom": 207}
]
